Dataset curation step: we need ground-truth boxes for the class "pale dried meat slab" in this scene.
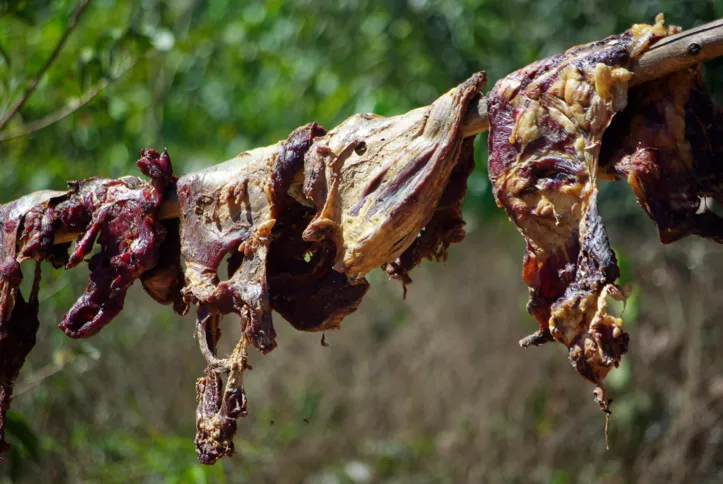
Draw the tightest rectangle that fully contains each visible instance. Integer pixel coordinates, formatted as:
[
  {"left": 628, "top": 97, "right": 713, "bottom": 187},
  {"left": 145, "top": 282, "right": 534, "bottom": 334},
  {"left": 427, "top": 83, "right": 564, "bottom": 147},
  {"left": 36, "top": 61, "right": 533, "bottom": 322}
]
[
  {"left": 302, "top": 73, "right": 486, "bottom": 282},
  {"left": 383, "top": 137, "right": 476, "bottom": 293},
  {"left": 178, "top": 142, "right": 282, "bottom": 353}
]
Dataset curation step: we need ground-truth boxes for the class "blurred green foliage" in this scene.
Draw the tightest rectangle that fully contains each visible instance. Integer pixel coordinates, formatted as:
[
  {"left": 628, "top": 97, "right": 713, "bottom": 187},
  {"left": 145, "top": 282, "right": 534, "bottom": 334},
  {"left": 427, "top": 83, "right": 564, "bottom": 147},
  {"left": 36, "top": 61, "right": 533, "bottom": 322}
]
[
  {"left": 3, "top": 0, "right": 722, "bottom": 211},
  {"left": 2, "top": 0, "right": 723, "bottom": 482}
]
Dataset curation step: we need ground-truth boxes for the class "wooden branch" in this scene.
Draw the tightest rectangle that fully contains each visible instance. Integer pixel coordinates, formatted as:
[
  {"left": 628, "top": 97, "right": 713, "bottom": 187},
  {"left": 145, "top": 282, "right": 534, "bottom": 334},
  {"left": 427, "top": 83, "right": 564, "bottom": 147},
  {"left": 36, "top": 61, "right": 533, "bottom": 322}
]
[
  {"left": 630, "top": 19, "right": 723, "bottom": 86},
  {"left": 49, "top": 18, "right": 723, "bottom": 246},
  {"left": 0, "top": 0, "right": 92, "bottom": 132}
]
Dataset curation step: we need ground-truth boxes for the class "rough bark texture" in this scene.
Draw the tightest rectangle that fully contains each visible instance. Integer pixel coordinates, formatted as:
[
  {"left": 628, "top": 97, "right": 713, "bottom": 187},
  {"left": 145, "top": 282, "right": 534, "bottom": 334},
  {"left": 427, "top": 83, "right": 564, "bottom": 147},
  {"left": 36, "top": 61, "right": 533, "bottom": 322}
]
[{"left": 486, "top": 17, "right": 675, "bottom": 410}]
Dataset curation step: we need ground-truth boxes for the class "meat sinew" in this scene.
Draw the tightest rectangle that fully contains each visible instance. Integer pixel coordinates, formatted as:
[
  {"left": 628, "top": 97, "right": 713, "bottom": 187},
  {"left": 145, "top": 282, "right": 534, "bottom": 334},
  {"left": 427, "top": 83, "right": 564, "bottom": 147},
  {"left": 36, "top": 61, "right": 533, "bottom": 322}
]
[
  {"left": 486, "top": 17, "right": 675, "bottom": 410},
  {"left": 600, "top": 66, "right": 723, "bottom": 243},
  {"left": 178, "top": 126, "right": 320, "bottom": 463}
]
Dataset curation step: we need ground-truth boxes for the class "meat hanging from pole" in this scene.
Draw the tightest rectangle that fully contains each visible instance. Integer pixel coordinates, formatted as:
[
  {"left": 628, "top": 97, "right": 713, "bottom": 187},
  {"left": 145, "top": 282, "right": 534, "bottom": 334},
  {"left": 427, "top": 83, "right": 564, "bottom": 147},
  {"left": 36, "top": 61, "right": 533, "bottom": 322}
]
[
  {"left": 1, "top": 15, "right": 723, "bottom": 464},
  {"left": 486, "top": 15, "right": 723, "bottom": 413}
]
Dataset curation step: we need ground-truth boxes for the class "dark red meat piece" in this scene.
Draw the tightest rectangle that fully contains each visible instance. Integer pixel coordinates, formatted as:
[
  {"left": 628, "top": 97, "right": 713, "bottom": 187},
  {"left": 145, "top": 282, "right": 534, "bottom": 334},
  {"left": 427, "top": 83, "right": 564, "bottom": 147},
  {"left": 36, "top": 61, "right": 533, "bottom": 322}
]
[
  {"left": 57, "top": 149, "right": 176, "bottom": 338},
  {"left": 268, "top": 202, "right": 370, "bottom": 331},
  {"left": 140, "top": 218, "right": 189, "bottom": 316},
  {"left": 0, "top": 190, "right": 61, "bottom": 458},
  {"left": 600, "top": 66, "right": 723, "bottom": 243}
]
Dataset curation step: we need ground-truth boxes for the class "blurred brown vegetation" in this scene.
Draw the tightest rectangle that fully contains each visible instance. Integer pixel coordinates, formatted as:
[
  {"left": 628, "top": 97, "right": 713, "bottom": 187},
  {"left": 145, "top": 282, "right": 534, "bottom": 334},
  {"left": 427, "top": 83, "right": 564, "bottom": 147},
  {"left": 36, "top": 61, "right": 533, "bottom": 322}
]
[{"left": 10, "top": 213, "right": 723, "bottom": 483}]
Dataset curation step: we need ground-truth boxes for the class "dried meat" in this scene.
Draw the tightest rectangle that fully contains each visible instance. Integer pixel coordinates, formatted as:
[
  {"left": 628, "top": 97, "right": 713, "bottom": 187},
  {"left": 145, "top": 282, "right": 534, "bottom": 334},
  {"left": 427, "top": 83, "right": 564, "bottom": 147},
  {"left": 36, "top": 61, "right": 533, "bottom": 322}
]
[
  {"left": 0, "top": 149, "right": 177, "bottom": 457},
  {"left": 486, "top": 17, "right": 674, "bottom": 409},
  {"left": 600, "top": 66, "right": 723, "bottom": 243},
  {"left": 0, "top": 191, "right": 62, "bottom": 457},
  {"left": 57, "top": 149, "right": 178, "bottom": 338},
  {"left": 268, "top": 125, "right": 370, "bottom": 332},
  {"left": 178, "top": 141, "right": 282, "bottom": 353},
  {"left": 179, "top": 125, "right": 332, "bottom": 463},
  {"left": 302, "top": 73, "right": 486, "bottom": 281}
]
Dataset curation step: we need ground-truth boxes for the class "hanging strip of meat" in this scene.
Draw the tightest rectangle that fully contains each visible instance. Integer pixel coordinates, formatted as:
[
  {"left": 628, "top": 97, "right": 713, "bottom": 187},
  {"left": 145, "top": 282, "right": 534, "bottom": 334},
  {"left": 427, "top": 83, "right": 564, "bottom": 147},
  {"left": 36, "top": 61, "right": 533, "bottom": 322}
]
[
  {"left": 486, "top": 17, "right": 676, "bottom": 410},
  {"left": 178, "top": 124, "right": 333, "bottom": 463},
  {"left": 0, "top": 191, "right": 64, "bottom": 457}
]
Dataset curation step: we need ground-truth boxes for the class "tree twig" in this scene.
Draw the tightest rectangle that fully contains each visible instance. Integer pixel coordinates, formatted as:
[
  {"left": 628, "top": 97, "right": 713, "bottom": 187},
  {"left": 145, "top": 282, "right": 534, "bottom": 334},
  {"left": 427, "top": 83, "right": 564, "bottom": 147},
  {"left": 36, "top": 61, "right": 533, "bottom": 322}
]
[
  {"left": 0, "top": 59, "right": 138, "bottom": 142},
  {"left": 0, "top": 0, "right": 92, "bottom": 132}
]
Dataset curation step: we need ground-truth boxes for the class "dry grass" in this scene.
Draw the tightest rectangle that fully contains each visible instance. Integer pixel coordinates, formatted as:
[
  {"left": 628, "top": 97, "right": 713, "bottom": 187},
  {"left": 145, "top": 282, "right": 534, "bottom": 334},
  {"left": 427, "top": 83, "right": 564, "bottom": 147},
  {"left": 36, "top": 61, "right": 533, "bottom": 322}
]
[{"left": 6, "top": 215, "right": 723, "bottom": 483}]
